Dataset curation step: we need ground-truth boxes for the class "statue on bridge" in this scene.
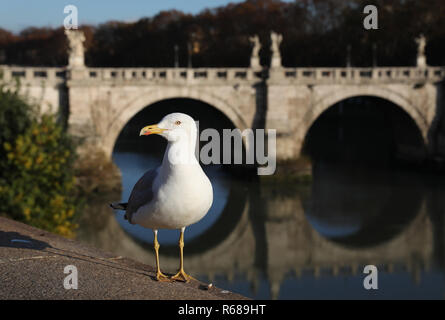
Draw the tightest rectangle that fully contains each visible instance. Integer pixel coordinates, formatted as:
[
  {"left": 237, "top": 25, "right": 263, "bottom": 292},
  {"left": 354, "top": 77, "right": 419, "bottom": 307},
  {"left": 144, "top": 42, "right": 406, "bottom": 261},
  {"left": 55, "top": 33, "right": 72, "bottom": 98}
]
[
  {"left": 249, "top": 35, "right": 261, "bottom": 69},
  {"left": 270, "top": 31, "right": 282, "bottom": 68},
  {"left": 415, "top": 34, "right": 427, "bottom": 68},
  {"left": 65, "top": 29, "right": 86, "bottom": 69}
]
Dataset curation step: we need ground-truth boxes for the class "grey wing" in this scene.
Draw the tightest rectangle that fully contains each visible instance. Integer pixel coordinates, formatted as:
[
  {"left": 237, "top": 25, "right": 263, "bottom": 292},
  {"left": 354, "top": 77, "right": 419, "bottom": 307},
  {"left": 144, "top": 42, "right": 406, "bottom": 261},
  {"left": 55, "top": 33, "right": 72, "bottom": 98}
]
[{"left": 125, "top": 168, "right": 158, "bottom": 224}]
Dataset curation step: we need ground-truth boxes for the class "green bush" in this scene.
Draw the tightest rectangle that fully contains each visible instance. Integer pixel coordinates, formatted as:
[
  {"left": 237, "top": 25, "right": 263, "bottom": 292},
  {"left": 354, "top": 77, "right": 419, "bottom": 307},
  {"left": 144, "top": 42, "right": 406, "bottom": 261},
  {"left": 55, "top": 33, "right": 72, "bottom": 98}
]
[
  {"left": 0, "top": 87, "right": 79, "bottom": 238},
  {"left": 0, "top": 85, "right": 33, "bottom": 163}
]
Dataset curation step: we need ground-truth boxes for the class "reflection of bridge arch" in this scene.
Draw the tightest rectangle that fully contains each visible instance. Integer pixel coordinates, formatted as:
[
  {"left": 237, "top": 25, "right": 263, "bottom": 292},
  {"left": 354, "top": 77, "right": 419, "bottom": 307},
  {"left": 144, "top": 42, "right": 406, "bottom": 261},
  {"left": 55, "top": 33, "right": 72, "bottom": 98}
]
[
  {"left": 78, "top": 188, "right": 433, "bottom": 299},
  {"left": 105, "top": 88, "right": 250, "bottom": 157},
  {"left": 158, "top": 196, "right": 255, "bottom": 278},
  {"left": 264, "top": 193, "right": 433, "bottom": 299},
  {"left": 77, "top": 186, "right": 255, "bottom": 277},
  {"left": 120, "top": 178, "right": 250, "bottom": 257}
]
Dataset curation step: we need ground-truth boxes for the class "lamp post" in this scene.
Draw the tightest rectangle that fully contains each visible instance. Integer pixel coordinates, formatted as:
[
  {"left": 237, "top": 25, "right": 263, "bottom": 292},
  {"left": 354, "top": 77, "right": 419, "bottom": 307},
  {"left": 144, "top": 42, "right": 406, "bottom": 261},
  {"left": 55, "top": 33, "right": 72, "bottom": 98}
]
[
  {"left": 372, "top": 43, "right": 377, "bottom": 67},
  {"left": 187, "top": 42, "right": 192, "bottom": 68},
  {"left": 346, "top": 44, "right": 351, "bottom": 68},
  {"left": 174, "top": 45, "right": 179, "bottom": 68}
]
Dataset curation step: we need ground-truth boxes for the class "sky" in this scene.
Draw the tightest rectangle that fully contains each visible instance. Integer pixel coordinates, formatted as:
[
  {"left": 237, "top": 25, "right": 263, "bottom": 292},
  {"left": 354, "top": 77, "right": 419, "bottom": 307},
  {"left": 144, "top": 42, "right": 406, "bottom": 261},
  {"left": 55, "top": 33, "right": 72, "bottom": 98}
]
[{"left": 0, "top": 0, "right": 291, "bottom": 33}]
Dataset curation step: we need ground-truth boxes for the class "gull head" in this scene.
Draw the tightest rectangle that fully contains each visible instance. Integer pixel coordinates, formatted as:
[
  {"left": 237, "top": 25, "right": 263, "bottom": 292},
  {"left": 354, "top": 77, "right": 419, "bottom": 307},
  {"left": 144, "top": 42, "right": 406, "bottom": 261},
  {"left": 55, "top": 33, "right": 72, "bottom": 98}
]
[{"left": 139, "top": 112, "right": 197, "bottom": 143}]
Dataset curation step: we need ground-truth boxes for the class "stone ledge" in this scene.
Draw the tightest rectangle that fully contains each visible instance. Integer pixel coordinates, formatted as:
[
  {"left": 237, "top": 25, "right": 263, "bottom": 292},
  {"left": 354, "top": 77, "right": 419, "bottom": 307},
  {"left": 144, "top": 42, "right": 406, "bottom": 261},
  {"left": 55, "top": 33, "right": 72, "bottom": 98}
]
[{"left": 0, "top": 217, "right": 248, "bottom": 300}]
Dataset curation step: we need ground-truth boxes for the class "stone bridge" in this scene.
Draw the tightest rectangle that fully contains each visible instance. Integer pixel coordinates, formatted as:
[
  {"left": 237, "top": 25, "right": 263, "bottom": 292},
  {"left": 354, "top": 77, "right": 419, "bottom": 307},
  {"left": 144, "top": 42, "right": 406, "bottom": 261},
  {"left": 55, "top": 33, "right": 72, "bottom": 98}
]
[
  {"left": 1, "top": 31, "right": 444, "bottom": 163},
  {"left": 1, "top": 64, "right": 444, "bottom": 163}
]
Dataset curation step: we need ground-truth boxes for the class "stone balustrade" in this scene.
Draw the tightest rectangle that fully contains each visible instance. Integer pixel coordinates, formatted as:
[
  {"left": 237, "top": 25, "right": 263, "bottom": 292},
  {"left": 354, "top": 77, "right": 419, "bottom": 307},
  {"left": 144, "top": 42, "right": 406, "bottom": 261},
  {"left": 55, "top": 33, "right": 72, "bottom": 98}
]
[
  {"left": 86, "top": 67, "right": 261, "bottom": 83},
  {"left": 280, "top": 66, "right": 445, "bottom": 84},
  {"left": 1, "top": 65, "right": 444, "bottom": 84},
  {"left": 0, "top": 66, "right": 67, "bottom": 83}
]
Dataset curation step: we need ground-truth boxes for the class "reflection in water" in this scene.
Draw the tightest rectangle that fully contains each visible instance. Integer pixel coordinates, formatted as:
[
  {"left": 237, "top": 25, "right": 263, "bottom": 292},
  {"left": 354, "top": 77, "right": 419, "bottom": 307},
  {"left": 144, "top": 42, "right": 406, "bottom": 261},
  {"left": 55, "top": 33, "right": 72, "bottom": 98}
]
[
  {"left": 305, "top": 163, "right": 424, "bottom": 247},
  {"left": 77, "top": 150, "right": 445, "bottom": 299},
  {"left": 76, "top": 97, "right": 445, "bottom": 299}
]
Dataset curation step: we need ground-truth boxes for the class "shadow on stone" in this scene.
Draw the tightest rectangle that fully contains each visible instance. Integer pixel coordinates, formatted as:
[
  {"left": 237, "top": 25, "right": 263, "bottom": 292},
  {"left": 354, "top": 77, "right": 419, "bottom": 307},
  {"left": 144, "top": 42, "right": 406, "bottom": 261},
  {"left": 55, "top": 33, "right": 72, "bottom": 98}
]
[{"left": 0, "top": 231, "right": 51, "bottom": 250}]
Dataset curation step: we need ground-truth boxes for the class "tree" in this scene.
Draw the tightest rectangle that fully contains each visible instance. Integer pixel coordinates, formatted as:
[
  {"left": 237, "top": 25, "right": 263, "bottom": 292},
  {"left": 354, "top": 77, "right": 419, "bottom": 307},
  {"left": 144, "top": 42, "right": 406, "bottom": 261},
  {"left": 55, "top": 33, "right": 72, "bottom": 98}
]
[
  {"left": 0, "top": 85, "right": 32, "bottom": 163},
  {"left": 0, "top": 0, "right": 444, "bottom": 67},
  {"left": 0, "top": 87, "right": 79, "bottom": 238}
]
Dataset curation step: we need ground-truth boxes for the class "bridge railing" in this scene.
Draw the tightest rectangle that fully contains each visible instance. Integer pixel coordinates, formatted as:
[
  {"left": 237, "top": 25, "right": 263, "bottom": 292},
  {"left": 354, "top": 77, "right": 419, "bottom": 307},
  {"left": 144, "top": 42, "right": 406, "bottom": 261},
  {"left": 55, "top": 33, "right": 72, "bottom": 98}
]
[
  {"left": 2, "top": 65, "right": 444, "bottom": 84},
  {"left": 86, "top": 67, "right": 262, "bottom": 82},
  {"left": 281, "top": 66, "right": 445, "bottom": 83},
  {"left": 0, "top": 66, "right": 67, "bottom": 83}
]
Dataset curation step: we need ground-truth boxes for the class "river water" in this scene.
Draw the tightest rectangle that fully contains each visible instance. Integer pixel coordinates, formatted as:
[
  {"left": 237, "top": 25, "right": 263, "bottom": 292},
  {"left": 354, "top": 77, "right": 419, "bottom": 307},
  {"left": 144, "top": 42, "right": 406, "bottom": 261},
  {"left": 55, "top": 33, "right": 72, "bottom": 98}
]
[
  {"left": 75, "top": 97, "right": 445, "bottom": 299},
  {"left": 77, "top": 148, "right": 445, "bottom": 299}
]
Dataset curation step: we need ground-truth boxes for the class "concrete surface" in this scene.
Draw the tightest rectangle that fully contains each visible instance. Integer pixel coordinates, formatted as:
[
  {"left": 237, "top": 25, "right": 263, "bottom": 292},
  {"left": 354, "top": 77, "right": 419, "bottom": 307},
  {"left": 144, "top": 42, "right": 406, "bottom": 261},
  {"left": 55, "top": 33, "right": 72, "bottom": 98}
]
[{"left": 0, "top": 217, "right": 247, "bottom": 300}]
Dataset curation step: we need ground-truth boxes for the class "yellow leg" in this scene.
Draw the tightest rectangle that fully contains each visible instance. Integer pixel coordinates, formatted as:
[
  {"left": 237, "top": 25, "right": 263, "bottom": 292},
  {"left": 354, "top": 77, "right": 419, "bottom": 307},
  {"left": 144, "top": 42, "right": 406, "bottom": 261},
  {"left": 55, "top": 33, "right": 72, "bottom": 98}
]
[
  {"left": 171, "top": 227, "right": 195, "bottom": 282},
  {"left": 153, "top": 230, "right": 170, "bottom": 282}
]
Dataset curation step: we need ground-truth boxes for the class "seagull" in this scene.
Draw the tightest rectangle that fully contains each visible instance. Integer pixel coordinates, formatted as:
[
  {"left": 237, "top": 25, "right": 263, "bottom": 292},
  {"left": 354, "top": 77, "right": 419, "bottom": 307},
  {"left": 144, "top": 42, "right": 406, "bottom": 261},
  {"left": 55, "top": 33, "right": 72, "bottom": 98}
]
[{"left": 111, "top": 113, "right": 213, "bottom": 282}]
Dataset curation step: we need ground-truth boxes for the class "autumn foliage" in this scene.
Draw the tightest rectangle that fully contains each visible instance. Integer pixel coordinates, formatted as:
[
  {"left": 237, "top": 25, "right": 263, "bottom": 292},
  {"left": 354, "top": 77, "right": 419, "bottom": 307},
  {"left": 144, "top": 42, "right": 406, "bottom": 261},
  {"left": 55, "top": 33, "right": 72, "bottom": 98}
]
[
  {"left": 0, "top": 87, "right": 78, "bottom": 238},
  {"left": 0, "top": 0, "right": 444, "bottom": 68}
]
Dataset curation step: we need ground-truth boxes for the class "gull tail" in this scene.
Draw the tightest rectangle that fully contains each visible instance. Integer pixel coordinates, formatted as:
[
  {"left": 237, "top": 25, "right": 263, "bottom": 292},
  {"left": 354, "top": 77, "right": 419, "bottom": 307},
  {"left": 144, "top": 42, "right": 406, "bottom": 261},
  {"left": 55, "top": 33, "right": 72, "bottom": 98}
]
[{"left": 110, "top": 202, "right": 128, "bottom": 210}]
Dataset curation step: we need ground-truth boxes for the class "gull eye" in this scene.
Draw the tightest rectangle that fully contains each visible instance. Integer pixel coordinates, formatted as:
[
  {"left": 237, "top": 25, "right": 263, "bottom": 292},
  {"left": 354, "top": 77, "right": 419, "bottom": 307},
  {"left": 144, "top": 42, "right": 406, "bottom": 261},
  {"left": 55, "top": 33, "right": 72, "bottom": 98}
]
[{"left": 175, "top": 120, "right": 181, "bottom": 125}]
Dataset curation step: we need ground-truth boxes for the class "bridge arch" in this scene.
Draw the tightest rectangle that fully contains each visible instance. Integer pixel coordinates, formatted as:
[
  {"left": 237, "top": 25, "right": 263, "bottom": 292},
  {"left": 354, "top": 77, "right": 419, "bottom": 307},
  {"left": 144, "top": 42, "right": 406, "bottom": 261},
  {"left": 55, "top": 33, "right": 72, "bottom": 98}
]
[
  {"left": 105, "top": 87, "right": 249, "bottom": 157},
  {"left": 306, "top": 86, "right": 428, "bottom": 143},
  {"left": 296, "top": 85, "right": 429, "bottom": 158}
]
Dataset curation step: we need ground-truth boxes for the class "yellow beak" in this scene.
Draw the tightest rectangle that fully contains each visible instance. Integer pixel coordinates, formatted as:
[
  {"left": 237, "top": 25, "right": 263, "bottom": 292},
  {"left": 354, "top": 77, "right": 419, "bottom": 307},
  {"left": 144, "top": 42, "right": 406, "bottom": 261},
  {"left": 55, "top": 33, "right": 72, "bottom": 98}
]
[{"left": 139, "top": 124, "right": 165, "bottom": 136}]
